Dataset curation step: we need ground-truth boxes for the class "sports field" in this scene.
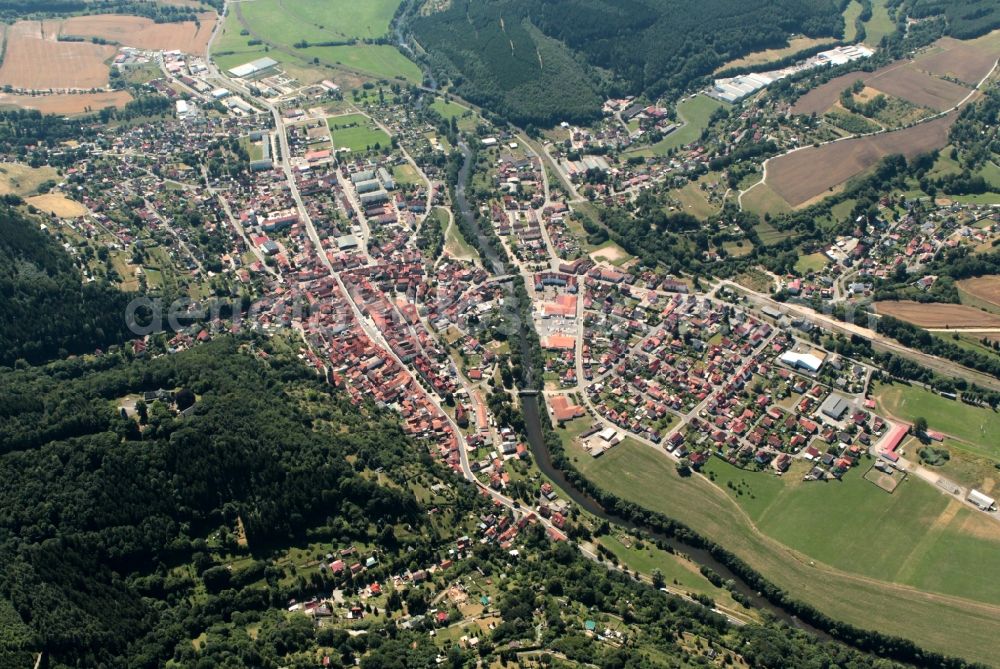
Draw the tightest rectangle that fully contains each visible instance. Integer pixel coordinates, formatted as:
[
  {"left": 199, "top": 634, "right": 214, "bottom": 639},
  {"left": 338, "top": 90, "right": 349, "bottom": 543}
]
[
  {"left": 572, "top": 437, "right": 1000, "bottom": 663},
  {"left": 626, "top": 95, "right": 724, "bottom": 157},
  {"left": 327, "top": 114, "right": 389, "bottom": 152},
  {"left": 874, "top": 381, "right": 1000, "bottom": 460}
]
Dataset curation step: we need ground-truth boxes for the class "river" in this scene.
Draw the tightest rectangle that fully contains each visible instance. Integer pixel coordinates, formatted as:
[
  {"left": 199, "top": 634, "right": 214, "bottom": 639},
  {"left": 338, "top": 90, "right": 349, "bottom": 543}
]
[{"left": 448, "top": 135, "right": 825, "bottom": 636}]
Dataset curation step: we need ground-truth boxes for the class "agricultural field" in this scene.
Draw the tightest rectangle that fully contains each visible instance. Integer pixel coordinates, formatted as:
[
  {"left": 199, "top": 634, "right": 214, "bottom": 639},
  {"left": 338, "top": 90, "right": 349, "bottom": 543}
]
[
  {"left": 713, "top": 36, "right": 836, "bottom": 73},
  {"left": 239, "top": 0, "right": 398, "bottom": 44},
  {"left": 626, "top": 95, "right": 724, "bottom": 157},
  {"left": 216, "top": 0, "right": 421, "bottom": 83},
  {"left": 794, "top": 32, "right": 991, "bottom": 116},
  {"left": 912, "top": 31, "right": 1000, "bottom": 86},
  {"left": 299, "top": 45, "right": 422, "bottom": 82},
  {"left": 842, "top": 1, "right": 863, "bottom": 42},
  {"left": 0, "top": 20, "right": 116, "bottom": 90},
  {"left": 0, "top": 90, "right": 133, "bottom": 115},
  {"left": 741, "top": 181, "right": 792, "bottom": 219},
  {"left": 327, "top": 113, "right": 389, "bottom": 152},
  {"left": 767, "top": 112, "right": 955, "bottom": 206},
  {"left": 874, "top": 300, "right": 1000, "bottom": 329},
  {"left": 25, "top": 194, "right": 88, "bottom": 218},
  {"left": 958, "top": 276, "right": 1000, "bottom": 314},
  {"left": 571, "top": 438, "right": 1000, "bottom": 664},
  {"left": 873, "top": 381, "right": 1000, "bottom": 460},
  {"left": 0, "top": 163, "right": 59, "bottom": 197},
  {"left": 595, "top": 532, "right": 760, "bottom": 622},
  {"left": 866, "top": 64, "right": 971, "bottom": 112},
  {"left": 61, "top": 13, "right": 217, "bottom": 56}
]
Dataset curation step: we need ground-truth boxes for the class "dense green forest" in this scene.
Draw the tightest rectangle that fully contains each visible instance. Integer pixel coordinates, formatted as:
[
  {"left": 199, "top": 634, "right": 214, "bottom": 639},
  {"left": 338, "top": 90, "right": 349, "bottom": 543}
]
[
  {"left": 0, "top": 205, "right": 135, "bottom": 366},
  {"left": 0, "top": 339, "right": 428, "bottom": 667},
  {"left": 908, "top": 0, "right": 1000, "bottom": 38},
  {"left": 0, "top": 0, "right": 217, "bottom": 22},
  {"left": 412, "top": 0, "right": 844, "bottom": 125}
]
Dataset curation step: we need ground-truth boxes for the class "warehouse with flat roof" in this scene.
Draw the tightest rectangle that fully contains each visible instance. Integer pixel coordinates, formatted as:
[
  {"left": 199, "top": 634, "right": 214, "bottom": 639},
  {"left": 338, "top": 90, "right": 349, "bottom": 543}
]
[{"left": 228, "top": 57, "right": 279, "bottom": 80}]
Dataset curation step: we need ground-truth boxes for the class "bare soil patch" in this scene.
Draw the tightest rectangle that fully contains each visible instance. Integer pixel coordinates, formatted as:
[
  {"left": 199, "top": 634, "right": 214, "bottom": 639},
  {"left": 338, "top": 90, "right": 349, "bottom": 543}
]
[
  {"left": 874, "top": 300, "right": 1000, "bottom": 328},
  {"left": 0, "top": 20, "right": 116, "bottom": 90},
  {"left": 0, "top": 90, "right": 132, "bottom": 114},
  {"left": 867, "top": 64, "right": 971, "bottom": 111},
  {"left": 61, "top": 13, "right": 217, "bottom": 56}
]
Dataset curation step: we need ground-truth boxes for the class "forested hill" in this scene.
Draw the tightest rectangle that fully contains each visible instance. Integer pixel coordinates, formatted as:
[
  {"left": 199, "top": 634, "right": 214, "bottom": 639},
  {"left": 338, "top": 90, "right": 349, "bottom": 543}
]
[
  {"left": 412, "top": 0, "right": 845, "bottom": 125},
  {"left": 910, "top": 0, "right": 1000, "bottom": 39},
  {"left": 0, "top": 339, "right": 424, "bottom": 667},
  {"left": 0, "top": 205, "right": 134, "bottom": 366}
]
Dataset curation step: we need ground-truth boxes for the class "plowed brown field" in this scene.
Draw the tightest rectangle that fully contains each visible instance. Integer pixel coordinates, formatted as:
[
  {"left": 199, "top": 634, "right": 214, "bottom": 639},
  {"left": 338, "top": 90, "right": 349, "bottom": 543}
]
[{"left": 767, "top": 112, "right": 955, "bottom": 206}]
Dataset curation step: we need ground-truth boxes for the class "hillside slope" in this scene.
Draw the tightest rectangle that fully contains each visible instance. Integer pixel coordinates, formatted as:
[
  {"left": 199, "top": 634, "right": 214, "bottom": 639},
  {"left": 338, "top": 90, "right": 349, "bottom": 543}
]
[
  {"left": 413, "top": 0, "right": 845, "bottom": 124},
  {"left": 0, "top": 205, "right": 134, "bottom": 366}
]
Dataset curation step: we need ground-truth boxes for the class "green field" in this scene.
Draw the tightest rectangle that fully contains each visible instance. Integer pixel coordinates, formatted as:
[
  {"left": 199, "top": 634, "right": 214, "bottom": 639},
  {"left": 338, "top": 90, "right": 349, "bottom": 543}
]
[
  {"left": 569, "top": 437, "right": 1000, "bottom": 663},
  {"left": 864, "top": 0, "right": 896, "bottom": 46},
  {"left": 596, "top": 533, "right": 758, "bottom": 621},
  {"left": 794, "top": 252, "right": 828, "bottom": 274},
  {"left": 327, "top": 114, "right": 390, "bottom": 152},
  {"left": 669, "top": 175, "right": 722, "bottom": 219},
  {"left": 240, "top": 0, "right": 398, "bottom": 43},
  {"left": 430, "top": 97, "right": 478, "bottom": 131},
  {"left": 299, "top": 44, "right": 422, "bottom": 82},
  {"left": 842, "top": 0, "right": 863, "bottom": 41},
  {"left": 214, "top": 0, "right": 422, "bottom": 83},
  {"left": 874, "top": 381, "right": 1000, "bottom": 459},
  {"left": 751, "top": 217, "right": 794, "bottom": 245},
  {"left": 627, "top": 95, "right": 724, "bottom": 157},
  {"left": 392, "top": 163, "right": 422, "bottom": 187},
  {"left": 742, "top": 182, "right": 792, "bottom": 220}
]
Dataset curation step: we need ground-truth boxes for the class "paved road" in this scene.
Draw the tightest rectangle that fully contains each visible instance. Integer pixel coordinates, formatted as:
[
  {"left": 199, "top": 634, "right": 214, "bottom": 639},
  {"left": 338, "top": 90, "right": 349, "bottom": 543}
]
[{"left": 715, "top": 279, "right": 1000, "bottom": 391}]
